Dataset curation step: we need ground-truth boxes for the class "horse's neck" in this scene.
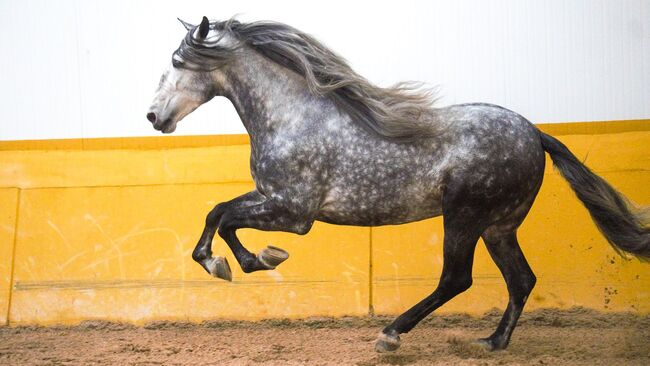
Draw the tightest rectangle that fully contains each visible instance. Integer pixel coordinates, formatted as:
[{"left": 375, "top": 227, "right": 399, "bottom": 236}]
[{"left": 221, "top": 50, "right": 316, "bottom": 145}]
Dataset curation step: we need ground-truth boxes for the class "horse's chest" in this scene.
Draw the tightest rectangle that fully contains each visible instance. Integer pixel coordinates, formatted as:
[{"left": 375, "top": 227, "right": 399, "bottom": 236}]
[{"left": 249, "top": 145, "right": 328, "bottom": 197}]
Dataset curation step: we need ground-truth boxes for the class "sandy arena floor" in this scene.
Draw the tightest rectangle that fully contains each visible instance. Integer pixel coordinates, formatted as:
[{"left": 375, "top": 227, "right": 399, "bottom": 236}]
[{"left": 1, "top": 308, "right": 648, "bottom": 365}]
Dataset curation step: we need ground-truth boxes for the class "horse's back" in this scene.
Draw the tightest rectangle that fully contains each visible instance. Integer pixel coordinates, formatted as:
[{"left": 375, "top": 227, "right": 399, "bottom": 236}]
[{"left": 315, "top": 103, "right": 545, "bottom": 226}]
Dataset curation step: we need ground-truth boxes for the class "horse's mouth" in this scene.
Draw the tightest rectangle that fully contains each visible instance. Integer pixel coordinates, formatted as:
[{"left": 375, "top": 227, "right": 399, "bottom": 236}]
[{"left": 153, "top": 119, "right": 176, "bottom": 134}]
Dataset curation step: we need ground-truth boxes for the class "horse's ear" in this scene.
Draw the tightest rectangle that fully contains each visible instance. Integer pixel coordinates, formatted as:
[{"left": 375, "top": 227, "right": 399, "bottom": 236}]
[
  {"left": 177, "top": 18, "right": 194, "bottom": 31},
  {"left": 198, "top": 16, "right": 210, "bottom": 39}
]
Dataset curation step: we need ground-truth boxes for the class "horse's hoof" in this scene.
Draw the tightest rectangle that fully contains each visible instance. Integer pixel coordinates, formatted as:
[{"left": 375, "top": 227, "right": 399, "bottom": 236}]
[
  {"left": 473, "top": 337, "right": 504, "bottom": 351},
  {"left": 205, "top": 256, "right": 232, "bottom": 282},
  {"left": 472, "top": 338, "right": 493, "bottom": 351},
  {"left": 375, "top": 331, "right": 401, "bottom": 353},
  {"left": 257, "top": 245, "right": 289, "bottom": 269}
]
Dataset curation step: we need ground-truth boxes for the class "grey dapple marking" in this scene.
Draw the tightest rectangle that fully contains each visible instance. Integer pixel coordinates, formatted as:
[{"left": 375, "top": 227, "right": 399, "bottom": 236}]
[{"left": 147, "top": 16, "right": 650, "bottom": 352}]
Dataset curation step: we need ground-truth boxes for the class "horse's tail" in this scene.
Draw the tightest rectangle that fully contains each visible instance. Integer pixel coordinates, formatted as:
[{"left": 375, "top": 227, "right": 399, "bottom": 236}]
[{"left": 538, "top": 130, "right": 650, "bottom": 260}]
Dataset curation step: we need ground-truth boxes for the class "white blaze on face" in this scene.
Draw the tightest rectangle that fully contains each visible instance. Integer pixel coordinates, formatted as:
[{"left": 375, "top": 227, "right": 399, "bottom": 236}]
[{"left": 147, "top": 63, "right": 212, "bottom": 133}]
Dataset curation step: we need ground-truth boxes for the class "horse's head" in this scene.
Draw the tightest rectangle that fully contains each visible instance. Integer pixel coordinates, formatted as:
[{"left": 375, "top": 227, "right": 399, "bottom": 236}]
[{"left": 146, "top": 17, "right": 228, "bottom": 133}]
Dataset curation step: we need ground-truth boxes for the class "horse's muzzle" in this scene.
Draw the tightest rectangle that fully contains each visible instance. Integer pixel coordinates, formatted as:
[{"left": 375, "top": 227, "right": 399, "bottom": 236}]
[{"left": 147, "top": 112, "right": 176, "bottom": 133}]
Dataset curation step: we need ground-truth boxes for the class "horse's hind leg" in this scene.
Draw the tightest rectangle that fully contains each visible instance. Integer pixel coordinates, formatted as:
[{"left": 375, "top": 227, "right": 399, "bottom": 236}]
[
  {"left": 376, "top": 215, "right": 482, "bottom": 352},
  {"left": 477, "top": 226, "right": 536, "bottom": 350}
]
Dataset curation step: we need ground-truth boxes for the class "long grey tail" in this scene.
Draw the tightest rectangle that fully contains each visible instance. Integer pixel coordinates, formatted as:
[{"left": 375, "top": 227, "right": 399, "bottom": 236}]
[{"left": 538, "top": 130, "right": 650, "bottom": 259}]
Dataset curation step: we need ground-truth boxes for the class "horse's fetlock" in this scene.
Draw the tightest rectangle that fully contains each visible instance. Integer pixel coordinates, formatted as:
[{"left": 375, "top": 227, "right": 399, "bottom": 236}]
[
  {"left": 240, "top": 257, "right": 258, "bottom": 273},
  {"left": 488, "top": 335, "right": 509, "bottom": 350},
  {"left": 375, "top": 329, "right": 401, "bottom": 353},
  {"left": 241, "top": 266, "right": 255, "bottom": 274},
  {"left": 192, "top": 248, "right": 208, "bottom": 262}
]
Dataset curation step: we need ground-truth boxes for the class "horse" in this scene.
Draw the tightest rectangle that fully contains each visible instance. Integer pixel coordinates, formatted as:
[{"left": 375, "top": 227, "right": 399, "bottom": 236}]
[{"left": 146, "top": 16, "right": 649, "bottom": 352}]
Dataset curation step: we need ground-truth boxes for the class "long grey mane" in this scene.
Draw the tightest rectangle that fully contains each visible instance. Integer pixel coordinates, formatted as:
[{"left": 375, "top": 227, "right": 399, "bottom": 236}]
[{"left": 175, "top": 18, "right": 441, "bottom": 141}]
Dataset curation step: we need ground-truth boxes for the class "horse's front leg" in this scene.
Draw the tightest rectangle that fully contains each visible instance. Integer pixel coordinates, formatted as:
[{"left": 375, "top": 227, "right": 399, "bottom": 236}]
[
  {"left": 192, "top": 191, "right": 266, "bottom": 281},
  {"left": 217, "top": 198, "right": 314, "bottom": 276}
]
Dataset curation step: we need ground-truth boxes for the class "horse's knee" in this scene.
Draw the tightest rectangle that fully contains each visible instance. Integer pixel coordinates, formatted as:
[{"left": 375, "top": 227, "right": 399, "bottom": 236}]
[
  {"left": 216, "top": 210, "right": 237, "bottom": 237},
  {"left": 206, "top": 203, "right": 226, "bottom": 227}
]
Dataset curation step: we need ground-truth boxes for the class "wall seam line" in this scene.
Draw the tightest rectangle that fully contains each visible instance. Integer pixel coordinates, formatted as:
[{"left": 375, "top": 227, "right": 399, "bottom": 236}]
[
  {"left": 1, "top": 168, "right": 647, "bottom": 192},
  {"left": 6, "top": 188, "right": 21, "bottom": 326},
  {"left": 3, "top": 181, "right": 256, "bottom": 191},
  {"left": 369, "top": 226, "right": 374, "bottom": 316},
  {"left": 0, "top": 120, "right": 648, "bottom": 152}
]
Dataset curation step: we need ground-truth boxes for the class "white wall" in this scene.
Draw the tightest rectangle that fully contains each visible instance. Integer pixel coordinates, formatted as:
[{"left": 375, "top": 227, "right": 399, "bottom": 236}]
[{"left": 0, "top": 0, "right": 648, "bottom": 140}]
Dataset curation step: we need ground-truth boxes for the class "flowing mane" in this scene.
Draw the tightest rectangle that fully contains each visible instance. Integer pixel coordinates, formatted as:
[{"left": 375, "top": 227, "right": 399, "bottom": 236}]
[{"left": 175, "top": 18, "right": 440, "bottom": 141}]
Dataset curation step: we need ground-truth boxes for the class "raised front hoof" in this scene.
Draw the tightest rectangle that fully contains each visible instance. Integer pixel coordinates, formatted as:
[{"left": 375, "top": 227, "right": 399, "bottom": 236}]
[
  {"left": 257, "top": 245, "right": 289, "bottom": 269},
  {"left": 473, "top": 337, "right": 507, "bottom": 351},
  {"left": 375, "top": 331, "right": 401, "bottom": 353},
  {"left": 205, "top": 256, "right": 232, "bottom": 282}
]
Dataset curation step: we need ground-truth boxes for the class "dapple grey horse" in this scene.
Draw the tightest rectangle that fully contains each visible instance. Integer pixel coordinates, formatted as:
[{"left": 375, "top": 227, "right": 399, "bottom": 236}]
[{"left": 147, "top": 17, "right": 649, "bottom": 352}]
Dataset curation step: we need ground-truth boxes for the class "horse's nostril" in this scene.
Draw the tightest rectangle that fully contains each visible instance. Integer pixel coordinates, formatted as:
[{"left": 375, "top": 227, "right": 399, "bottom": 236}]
[{"left": 146, "top": 112, "right": 157, "bottom": 123}]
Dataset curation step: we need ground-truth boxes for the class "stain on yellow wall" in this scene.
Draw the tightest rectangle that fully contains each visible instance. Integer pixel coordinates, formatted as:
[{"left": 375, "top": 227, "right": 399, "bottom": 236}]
[{"left": 0, "top": 188, "right": 19, "bottom": 324}]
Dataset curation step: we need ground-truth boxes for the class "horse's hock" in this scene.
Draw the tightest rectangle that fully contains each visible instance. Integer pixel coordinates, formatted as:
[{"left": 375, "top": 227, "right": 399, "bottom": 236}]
[{"left": 0, "top": 123, "right": 649, "bottom": 326}]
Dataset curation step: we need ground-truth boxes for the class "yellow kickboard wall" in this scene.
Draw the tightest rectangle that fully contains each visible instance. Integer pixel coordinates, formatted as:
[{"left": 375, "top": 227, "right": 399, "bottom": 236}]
[
  {"left": 0, "top": 121, "right": 648, "bottom": 325},
  {"left": 0, "top": 188, "right": 18, "bottom": 325}
]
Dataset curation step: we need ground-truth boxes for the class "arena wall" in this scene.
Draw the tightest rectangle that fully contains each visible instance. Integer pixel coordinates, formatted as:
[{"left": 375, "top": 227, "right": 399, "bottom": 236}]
[
  {"left": 2, "top": 1, "right": 649, "bottom": 141},
  {"left": 0, "top": 121, "right": 648, "bottom": 325}
]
